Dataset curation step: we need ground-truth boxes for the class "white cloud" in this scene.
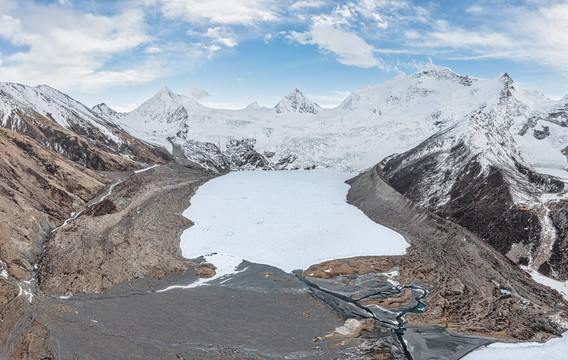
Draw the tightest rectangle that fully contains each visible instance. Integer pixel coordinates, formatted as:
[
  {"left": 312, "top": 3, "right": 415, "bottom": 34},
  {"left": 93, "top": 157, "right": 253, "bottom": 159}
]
[
  {"left": 145, "top": 46, "right": 163, "bottom": 54},
  {"left": 465, "top": 5, "right": 485, "bottom": 15},
  {"left": 157, "top": 0, "right": 278, "bottom": 25},
  {"left": 290, "top": 1, "right": 325, "bottom": 11},
  {"left": 406, "top": 3, "right": 568, "bottom": 72},
  {"left": 203, "top": 44, "right": 222, "bottom": 59},
  {"left": 288, "top": 5, "right": 385, "bottom": 69},
  {"left": 188, "top": 87, "right": 213, "bottom": 99},
  {"left": 58, "top": 0, "right": 71, "bottom": 6},
  {"left": 204, "top": 27, "right": 238, "bottom": 48},
  {"left": 0, "top": 5, "right": 152, "bottom": 91},
  {"left": 353, "top": 0, "right": 409, "bottom": 29},
  {"left": 290, "top": 25, "right": 382, "bottom": 68},
  {"left": 404, "top": 30, "right": 420, "bottom": 40},
  {"left": 110, "top": 103, "right": 139, "bottom": 113},
  {"left": 307, "top": 90, "right": 351, "bottom": 108},
  {"left": 264, "top": 33, "right": 272, "bottom": 44},
  {"left": 81, "top": 68, "right": 158, "bottom": 91},
  {"left": 0, "top": 15, "right": 21, "bottom": 39}
]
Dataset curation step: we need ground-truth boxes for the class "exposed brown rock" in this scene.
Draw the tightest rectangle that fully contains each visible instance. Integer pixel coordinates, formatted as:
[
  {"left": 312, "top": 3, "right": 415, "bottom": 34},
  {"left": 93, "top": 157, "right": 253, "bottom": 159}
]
[
  {"left": 314, "top": 318, "right": 375, "bottom": 341},
  {"left": 195, "top": 263, "right": 217, "bottom": 278},
  {"left": 0, "top": 279, "right": 52, "bottom": 360},
  {"left": 540, "top": 200, "right": 568, "bottom": 279},
  {"left": 37, "top": 163, "right": 216, "bottom": 295},
  {"left": 0, "top": 127, "right": 110, "bottom": 280}
]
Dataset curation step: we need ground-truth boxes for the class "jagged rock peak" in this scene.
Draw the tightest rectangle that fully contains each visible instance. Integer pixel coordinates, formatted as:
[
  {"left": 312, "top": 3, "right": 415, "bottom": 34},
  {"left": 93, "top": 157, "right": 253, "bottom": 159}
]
[
  {"left": 499, "top": 73, "right": 516, "bottom": 101},
  {"left": 275, "top": 88, "right": 320, "bottom": 114},
  {"left": 501, "top": 72, "right": 513, "bottom": 83}
]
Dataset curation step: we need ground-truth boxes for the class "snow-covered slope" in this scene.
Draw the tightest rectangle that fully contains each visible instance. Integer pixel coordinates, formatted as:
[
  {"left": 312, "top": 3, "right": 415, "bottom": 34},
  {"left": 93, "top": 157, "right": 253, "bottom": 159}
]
[
  {"left": 113, "top": 67, "right": 568, "bottom": 174},
  {"left": 1, "top": 83, "right": 115, "bottom": 135},
  {"left": 0, "top": 82, "right": 171, "bottom": 171},
  {"left": 92, "top": 103, "right": 124, "bottom": 122}
]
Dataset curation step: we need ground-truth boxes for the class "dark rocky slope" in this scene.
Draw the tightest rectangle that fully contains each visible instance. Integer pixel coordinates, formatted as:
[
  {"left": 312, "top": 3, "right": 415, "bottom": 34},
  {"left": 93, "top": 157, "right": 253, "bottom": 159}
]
[{"left": 381, "top": 109, "right": 568, "bottom": 280}]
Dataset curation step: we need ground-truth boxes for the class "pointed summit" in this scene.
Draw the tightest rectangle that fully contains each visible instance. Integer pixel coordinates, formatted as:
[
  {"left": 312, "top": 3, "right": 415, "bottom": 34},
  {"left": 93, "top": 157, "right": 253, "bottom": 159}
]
[
  {"left": 275, "top": 88, "right": 320, "bottom": 114},
  {"left": 499, "top": 73, "right": 516, "bottom": 101},
  {"left": 246, "top": 101, "right": 262, "bottom": 109},
  {"left": 154, "top": 86, "right": 177, "bottom": 101},
  {"left": 145, "top": 86, "right": 202, "bottom": 109}
]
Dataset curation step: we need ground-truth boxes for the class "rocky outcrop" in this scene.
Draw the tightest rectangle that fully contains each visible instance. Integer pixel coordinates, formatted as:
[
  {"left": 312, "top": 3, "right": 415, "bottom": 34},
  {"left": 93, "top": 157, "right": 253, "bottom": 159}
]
[
  {"left": 175, "top": 138, "right": 270, "bottom": 173},
  {"left": 92, "top": 103, "right": 124, "bottom": 122},
  {"left": 0, "top": 291, "right": 53, "bottom": 360},
  {"left": 37, "top": 162, "right": 216, "bottom": 295},
  {"left": 225, "top": 138, "right": 269, "bottom": 170},
  {"left": 539, "top": 201, "right": 568, "bottom": 279}
]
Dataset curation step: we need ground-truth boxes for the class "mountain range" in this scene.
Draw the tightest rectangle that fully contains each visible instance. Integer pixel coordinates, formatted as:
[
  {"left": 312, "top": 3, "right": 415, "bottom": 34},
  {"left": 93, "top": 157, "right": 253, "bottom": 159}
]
[
  {"left": 95, "top": 67, "right": 568, "bottom": 282},
  {"left": 2, "top": 66, "right": 568, "bottom": 358}
]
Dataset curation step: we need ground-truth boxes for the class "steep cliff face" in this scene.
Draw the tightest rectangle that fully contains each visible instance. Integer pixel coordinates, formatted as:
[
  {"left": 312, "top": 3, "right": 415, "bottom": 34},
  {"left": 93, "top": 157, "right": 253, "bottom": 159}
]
[{"left": 0, "top": 85, "right": 175, "bottom": 360}]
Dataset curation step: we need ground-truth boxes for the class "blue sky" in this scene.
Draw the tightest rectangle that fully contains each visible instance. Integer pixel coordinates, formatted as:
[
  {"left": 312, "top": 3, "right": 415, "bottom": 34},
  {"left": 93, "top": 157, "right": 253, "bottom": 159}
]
[{"left": 0, "top": 0, "right": 567, "bottom": 111}]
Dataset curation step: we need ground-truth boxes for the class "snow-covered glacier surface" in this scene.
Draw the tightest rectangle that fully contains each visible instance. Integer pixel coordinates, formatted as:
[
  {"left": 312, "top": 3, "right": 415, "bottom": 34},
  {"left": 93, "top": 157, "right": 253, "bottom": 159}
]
[
  {"left": 464, "top": 332, "right": 568, "bottom": 360},
  {"left": 180, "top": 171, "right": 408, "bottom": 273}
]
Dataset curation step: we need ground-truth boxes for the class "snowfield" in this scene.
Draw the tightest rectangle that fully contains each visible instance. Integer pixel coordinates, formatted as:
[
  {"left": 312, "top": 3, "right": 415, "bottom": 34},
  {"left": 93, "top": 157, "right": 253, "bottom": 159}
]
[
  {"left": 463, "top": 332, "right": 568, "bottom": 360},
  {"left": 180, "top": 171, "right": 409, "bottom": 273}
]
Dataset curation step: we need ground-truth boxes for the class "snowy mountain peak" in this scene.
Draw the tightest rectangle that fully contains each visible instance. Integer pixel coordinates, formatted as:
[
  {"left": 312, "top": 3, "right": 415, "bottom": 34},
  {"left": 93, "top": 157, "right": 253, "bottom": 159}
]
[
  {"left": 154, "top": 86, "right": 177, "bottom": 101},
  {"left": 275, "top": 88, "right": 319, "bottom": 114},
  {"left": 118, "top": 87, "right": 202, "bottom": 134},
  {"left": 134, "top": 86, "right": 201, "bottom": 111},
  {"left": 501, "top": 72, "right": 513, "bottom": 82},
  {"left": 411, "top": 66, "right": 475, "bottom": 87},
  {"left": 0, "top": 81, "right": 108, "bottom": 129},
  {"left": 92, "top": 103, "right": 124, "bottom": 122},
  {"left": 154, "top": 87, "right": 201, "bottom": 108},
  {"left": 246, "top": 101, "right": 262, "bottom": 109}
]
